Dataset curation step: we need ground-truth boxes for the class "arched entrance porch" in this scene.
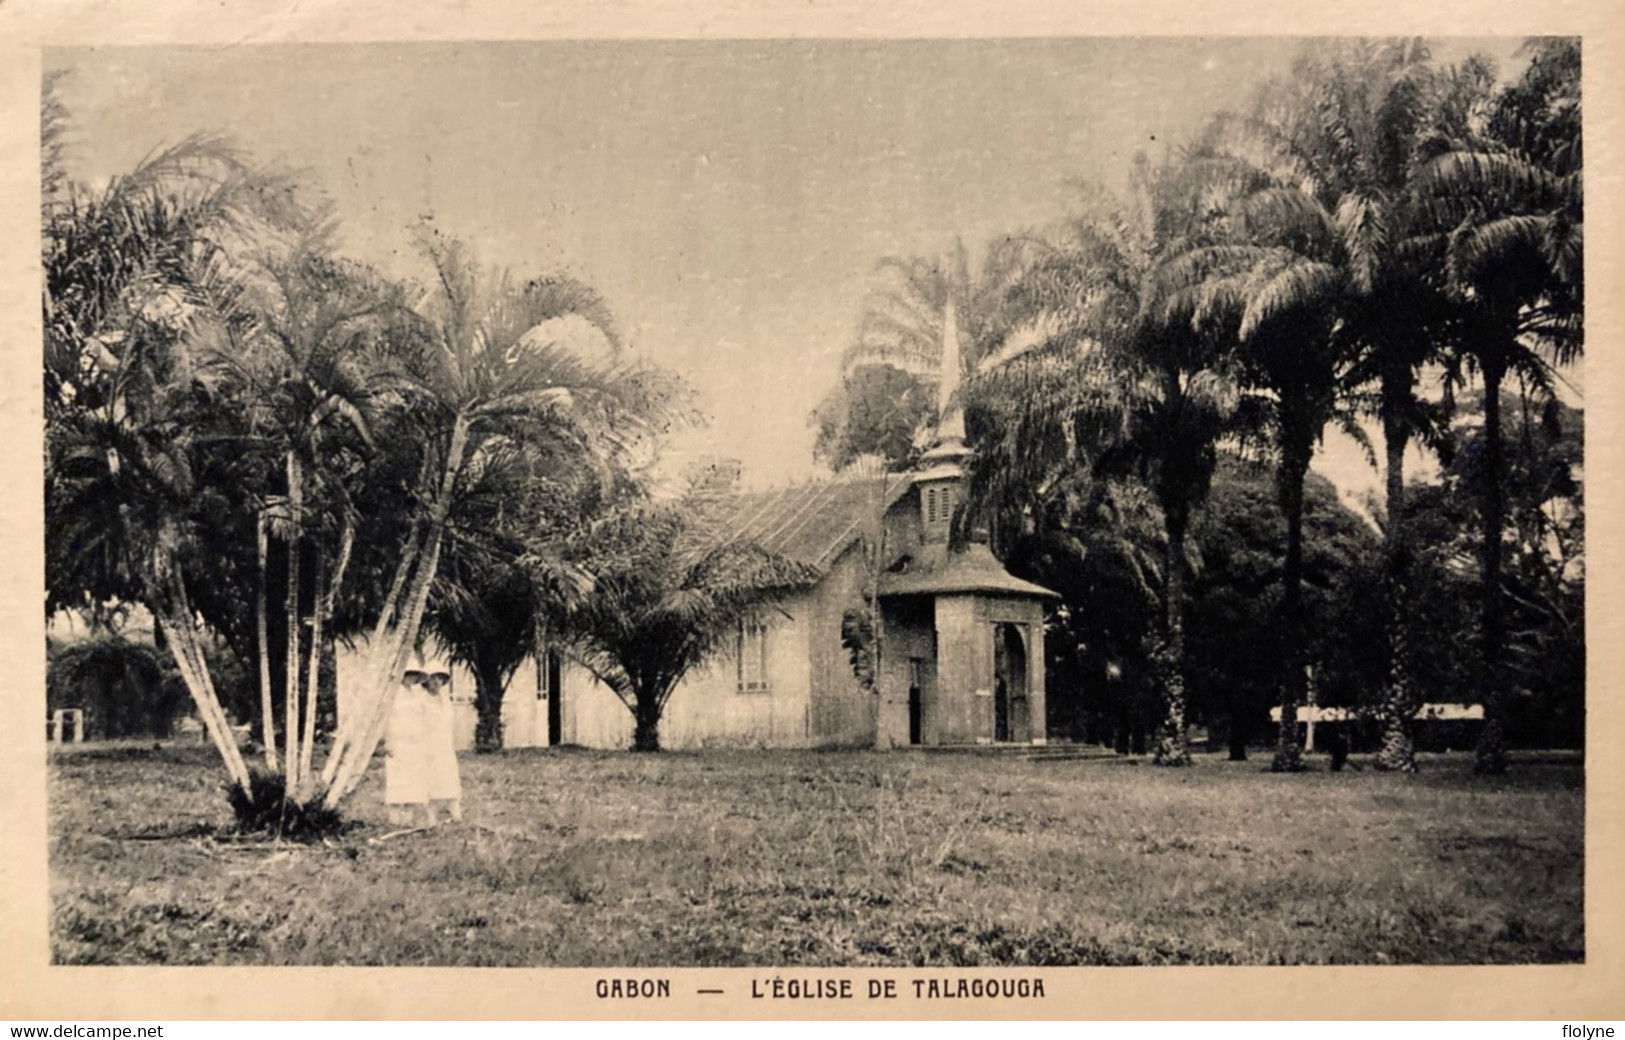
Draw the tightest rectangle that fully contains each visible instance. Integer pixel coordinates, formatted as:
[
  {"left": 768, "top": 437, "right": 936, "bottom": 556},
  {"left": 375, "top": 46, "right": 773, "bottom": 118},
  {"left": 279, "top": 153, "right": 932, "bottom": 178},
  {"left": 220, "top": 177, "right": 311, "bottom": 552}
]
[{"left": 993, "top": 622, "right": 1031, "bottom": 743}]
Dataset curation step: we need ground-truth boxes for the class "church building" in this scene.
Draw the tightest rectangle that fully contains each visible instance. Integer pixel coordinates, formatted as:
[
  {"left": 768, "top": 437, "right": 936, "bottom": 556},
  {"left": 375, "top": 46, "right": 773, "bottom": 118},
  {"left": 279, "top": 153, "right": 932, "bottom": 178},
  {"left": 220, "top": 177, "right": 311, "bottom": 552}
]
[{"left": 374, "top": 300, "right": 1059, "bottom": 750}]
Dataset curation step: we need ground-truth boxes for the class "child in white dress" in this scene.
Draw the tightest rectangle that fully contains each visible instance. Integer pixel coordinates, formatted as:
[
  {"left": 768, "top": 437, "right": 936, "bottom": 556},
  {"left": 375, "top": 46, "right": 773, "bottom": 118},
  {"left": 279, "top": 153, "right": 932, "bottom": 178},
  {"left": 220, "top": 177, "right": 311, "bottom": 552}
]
[
  {"left": 384, "top": 656, "right": 462, "bottom": 827},
  {"left": 383, "top": 670, "right": 429, "bottom": 827},
  {"left": 420, "top": 665, "right": 463, "bottom": 823}
]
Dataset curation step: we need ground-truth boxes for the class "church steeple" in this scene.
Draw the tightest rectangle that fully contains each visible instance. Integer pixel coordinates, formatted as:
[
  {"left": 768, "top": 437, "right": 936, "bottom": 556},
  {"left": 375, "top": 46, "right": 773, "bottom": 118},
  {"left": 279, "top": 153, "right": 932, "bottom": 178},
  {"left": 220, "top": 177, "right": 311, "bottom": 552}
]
[
  {"left": 916, "top": 294, "right": 972, "bottom": 541},
  {"left": 919, "top": 295, "right": 972, "bottom": 472}
]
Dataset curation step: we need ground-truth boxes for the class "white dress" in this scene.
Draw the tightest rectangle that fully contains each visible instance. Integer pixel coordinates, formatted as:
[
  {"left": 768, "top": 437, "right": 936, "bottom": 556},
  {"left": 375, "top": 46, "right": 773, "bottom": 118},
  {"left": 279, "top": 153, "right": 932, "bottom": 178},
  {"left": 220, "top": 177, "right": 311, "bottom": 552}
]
[
  {"left": 383, "top": 686, "right": 429, "bottom": 807},
  {"left": 422, "top": 691, "right": 463, "bottom": 802}
]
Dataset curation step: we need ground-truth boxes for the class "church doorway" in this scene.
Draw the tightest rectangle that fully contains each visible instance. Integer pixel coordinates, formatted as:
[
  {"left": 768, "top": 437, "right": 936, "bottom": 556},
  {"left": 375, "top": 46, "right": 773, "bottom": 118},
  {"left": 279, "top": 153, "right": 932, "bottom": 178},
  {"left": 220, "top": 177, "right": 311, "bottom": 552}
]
[
  {"left": 908, "top": 657, "right": 924, "bottom": 745},
  {"left": 993, "top": 623, "right": 1030, "bottom": 743}
]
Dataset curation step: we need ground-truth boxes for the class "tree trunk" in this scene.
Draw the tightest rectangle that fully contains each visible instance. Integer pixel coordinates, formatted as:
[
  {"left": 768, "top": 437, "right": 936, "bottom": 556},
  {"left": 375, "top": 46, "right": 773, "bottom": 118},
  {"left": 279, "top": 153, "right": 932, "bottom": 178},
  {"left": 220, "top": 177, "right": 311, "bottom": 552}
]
[
  {"left": 154, "top": 561, "right": 251, "bottom": 793},
  {"left": 1475, "top": 357, "right": 1510, "bottom": 775},
  {"left": 325, "top": 518, "right": 446, "bottom": 804},
  {"left": 297, "top": 550, "right": 324, "bottom": 797},
  {"left": 298, "top": 518, "right": 351, "bottom": 793},
  {"left": 322, "top": 415, "right": 468, "bottom": 808},
  {"left": 283, "top": 451, "right": 303, "bottom": 789},
  {"left": 1154, "top": 510, "right": 1191, "bottom": 765},
  {"left": 317, "top": 636, "right": 339, "bottom": 737},
  {"left": 1271, "top": 442, "right": 1311, "bottom": 773},
  {"left": 1227, "top": 721, "right": 1248, "bottom": 762},
  {"left": 473, "top": 656, "right": 507, "bottom": 753},
  {"left": 631, "top": 686, "right": 662, "bottom": 752},
  {"left": 1376, "top": 403, "right": 1418, "bottom": 772},
  {"left": 255, "top": 511, "right": 278, "bottom": 771},
  {"left": 317, "top": 518, "right": 421, "bottom": 792}
]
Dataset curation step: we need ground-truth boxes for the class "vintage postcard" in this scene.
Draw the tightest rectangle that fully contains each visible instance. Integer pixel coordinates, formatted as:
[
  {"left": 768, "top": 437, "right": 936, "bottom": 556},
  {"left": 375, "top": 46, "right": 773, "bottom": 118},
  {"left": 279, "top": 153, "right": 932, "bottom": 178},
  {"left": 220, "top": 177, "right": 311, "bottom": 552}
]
[{"left": 1, "top": 0, "right": 1621, "bottom": 1022}]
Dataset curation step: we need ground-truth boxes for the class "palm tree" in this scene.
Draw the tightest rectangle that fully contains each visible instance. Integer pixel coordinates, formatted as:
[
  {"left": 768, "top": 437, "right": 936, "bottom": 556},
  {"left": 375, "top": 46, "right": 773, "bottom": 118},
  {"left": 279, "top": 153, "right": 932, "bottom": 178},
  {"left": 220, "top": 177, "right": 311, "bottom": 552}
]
[
  {"left": 1411, "top": 38, "right": 1582, "bottom": 773},
  {"left": 426, "top": 427, "right": 612, "bottom": 752},
  {"left": 1159, "top": 229, "right": 1355, "bottom": 774},
  {"left": 198, "top": 232, "right": 399, "bottom": 794},
  {"left": 811, "top": 237, "right": 1042, "bottom": 470},
  {"left": 550, "top": 499, "right": 817, "bottom": 751},
  {"left": 1159, "top": 43, "right": 1494, "bottom": 771},
  {"left": 971, "top": 156, "right": 1244, "bottom": 765},
  {"left": 1288, "top": 41, "right": 1463, "bottom": 771},
  {"left": 44, "top": 130, "right": 308, "bottom": 797},
  {"left": 1200, "top": 40, "right": 1470, "bottom": 771},
  {"left": 318, "top": 234, "right": 679, "bottom": 804}
]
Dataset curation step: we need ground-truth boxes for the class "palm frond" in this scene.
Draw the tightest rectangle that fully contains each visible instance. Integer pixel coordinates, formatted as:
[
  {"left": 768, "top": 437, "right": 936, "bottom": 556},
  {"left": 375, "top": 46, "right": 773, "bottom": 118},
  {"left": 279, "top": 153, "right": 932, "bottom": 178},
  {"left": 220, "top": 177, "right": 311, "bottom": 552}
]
[{"left": 1239, "top": 257, "right": 1344, "bottom": 340}]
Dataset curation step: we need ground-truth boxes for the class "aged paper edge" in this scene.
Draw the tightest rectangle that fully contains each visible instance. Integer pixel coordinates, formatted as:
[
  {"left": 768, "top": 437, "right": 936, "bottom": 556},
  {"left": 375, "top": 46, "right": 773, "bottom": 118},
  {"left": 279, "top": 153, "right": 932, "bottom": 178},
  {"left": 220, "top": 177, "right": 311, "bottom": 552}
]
[{"left": 0, "top": 0, "right": 1619, "bottom": 1021}]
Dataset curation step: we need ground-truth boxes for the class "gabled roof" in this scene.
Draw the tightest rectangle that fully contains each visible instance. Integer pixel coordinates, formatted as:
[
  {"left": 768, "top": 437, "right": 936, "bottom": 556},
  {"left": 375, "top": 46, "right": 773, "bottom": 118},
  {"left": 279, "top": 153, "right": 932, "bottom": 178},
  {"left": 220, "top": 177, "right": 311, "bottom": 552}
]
[
  {"left": 879, "top": 542, "right": 1060, "bottom": 600},
  {"left": 692, "top": 474, "right": 912, "bottom": 575}
]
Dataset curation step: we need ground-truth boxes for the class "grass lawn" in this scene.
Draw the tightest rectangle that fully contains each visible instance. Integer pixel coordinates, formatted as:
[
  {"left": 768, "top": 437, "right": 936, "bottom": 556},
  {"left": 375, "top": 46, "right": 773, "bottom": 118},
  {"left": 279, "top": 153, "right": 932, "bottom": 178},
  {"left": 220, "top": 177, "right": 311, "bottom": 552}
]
[{"left": 48, "top": 742, "right": 1583, "bottom": 966}]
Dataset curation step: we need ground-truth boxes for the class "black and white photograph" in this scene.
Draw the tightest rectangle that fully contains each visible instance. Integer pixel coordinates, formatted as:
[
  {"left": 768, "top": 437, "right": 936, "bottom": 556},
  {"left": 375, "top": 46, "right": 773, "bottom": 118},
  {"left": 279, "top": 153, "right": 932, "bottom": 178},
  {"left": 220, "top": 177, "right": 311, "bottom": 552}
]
[{"left": 7, "top": 6, "right": 1618, "bottom": 1018}]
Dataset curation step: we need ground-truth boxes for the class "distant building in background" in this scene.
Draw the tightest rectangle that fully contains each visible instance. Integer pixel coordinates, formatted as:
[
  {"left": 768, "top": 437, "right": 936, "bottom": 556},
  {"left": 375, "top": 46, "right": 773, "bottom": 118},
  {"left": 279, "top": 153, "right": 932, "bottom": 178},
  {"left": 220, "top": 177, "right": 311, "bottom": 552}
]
[{"left": 1270, "top": 703, "right": 1487, "bottom": 754}]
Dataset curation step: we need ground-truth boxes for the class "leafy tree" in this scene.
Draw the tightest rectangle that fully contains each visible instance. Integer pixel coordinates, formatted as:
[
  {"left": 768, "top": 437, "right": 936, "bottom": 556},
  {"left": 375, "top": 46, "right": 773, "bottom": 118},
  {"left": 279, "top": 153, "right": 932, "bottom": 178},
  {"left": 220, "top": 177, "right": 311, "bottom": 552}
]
[
  {"left": 1185, "top": 457, "right": 1384, "bottom": 758},
  {"left": 811, "top": 364, "right": 934, "bottom": 472},
  {"left": 47, "top": 636, "right": 181, "bottom": 739},
  {"left": 1406, "top": 394, "right": 1584, "bottom": 749}
]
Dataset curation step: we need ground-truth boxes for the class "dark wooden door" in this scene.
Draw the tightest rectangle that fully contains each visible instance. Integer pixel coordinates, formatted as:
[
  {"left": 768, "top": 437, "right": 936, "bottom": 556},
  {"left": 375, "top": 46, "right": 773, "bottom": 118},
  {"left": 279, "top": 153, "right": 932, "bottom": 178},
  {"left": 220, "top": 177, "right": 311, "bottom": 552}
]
[{"left": 908, "top": 658, "right": 923, "bottom": 744}]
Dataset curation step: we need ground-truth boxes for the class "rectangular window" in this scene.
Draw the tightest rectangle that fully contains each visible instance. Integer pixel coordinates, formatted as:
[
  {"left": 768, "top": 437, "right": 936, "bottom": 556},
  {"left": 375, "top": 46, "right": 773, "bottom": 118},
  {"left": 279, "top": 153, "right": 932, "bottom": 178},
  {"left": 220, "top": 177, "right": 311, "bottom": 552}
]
[
  {"left": 537, "top": 652, "right": 551, "bottom": 700},
  {"left": 737, "top": 619, "right": 771, "bottom": 692}
]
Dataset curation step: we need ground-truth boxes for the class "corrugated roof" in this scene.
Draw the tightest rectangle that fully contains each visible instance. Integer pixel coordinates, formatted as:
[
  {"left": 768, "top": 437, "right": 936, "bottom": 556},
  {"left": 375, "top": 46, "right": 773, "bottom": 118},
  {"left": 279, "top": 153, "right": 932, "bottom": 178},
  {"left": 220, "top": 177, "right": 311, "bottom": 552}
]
[
  {"left": 878, "top": 542, "right": 1060, "bottom": 600},
  {"left": 690, "top": 475, "right": 912, "bottom": 574}
]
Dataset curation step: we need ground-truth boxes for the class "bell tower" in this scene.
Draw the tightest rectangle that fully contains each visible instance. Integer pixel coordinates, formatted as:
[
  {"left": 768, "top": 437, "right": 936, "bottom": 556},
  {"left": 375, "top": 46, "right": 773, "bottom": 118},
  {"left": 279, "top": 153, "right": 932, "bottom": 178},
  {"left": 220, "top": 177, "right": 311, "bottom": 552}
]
[{"left": 878, "top": 280, "right": 1058, "bottom": 749}]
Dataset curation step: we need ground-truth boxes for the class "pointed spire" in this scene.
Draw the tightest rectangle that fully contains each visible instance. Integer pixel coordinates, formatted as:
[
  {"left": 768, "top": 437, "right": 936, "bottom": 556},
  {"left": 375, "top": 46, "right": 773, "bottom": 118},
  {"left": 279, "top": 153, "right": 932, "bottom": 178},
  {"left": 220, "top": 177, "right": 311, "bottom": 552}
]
[
  {"left": 936, "top": 295, "right": 967, "bottom": 445},
  {"left": 920, "top": 291, "right": 970, "bottom": 470}
]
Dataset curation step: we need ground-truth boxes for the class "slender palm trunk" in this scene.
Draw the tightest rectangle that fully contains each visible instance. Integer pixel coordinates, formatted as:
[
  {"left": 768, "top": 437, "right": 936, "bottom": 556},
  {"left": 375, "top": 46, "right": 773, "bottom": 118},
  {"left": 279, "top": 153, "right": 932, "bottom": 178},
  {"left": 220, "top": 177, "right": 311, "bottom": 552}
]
[
  {"left": 255, "top": 512, "right": 278, "bottom": 771},
  {"left": 155, "top": 561, "right": 252, "bottom": 793},
  {"left": 1154, "top": 508, "right": 1191, "bottom": 765},
  {"left": 283, "top": 451, "right": 303, "bottom": 789},
  {"left": 297, "top": 551, "right": 325, "bottom": 795},
  {"left": 317, "top": 518, "right": 420, "bottom": 791},
  {"left": 1475, "top": 357, "right": 1510, "bottom": 774},
  {"left": 1377, "top": 402, "right": 1418, "bottom": 772},
  {"left": 324, "top": 520, "right": 445, "bottom": 804},
  {"left": 323, "top": 415, "right": 469, "bottom": 808},
  {"left": 1272, "top": 443, "right": 1312, "bottom": 773},
  {"left": 298, "top": 518, "right": 351, "bottom": 793}
]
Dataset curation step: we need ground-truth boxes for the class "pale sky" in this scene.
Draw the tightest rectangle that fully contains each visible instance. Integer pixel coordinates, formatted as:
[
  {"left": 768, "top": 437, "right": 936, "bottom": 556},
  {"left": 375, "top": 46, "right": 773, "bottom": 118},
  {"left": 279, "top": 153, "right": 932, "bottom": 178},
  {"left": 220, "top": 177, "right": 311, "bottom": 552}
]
[{"left": 48, "top": 38, "right": 1525, "bottom": 503}]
